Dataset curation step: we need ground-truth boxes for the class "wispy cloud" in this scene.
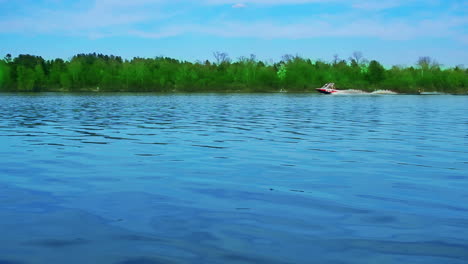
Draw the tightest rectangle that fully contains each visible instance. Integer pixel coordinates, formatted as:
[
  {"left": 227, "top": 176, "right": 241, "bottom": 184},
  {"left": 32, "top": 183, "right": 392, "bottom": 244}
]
[
  {"left": 232, "top": 3, "right": 247, "bottom": 8},
  {"left": 0, "top": 0, "right": 466, "bottom": 44},
  {"left": 352, "top": 0, "right": 404, "bottom": 11},
  {"left": 206, "top": 0, "right": 328, "bottom": 4},
  {"left": 0, "top": 0, "right": 173, "bottom": 36},
  {"left": 202, "top": 0, "right": 409, "bottom": 9},
  {"left": 132, "top": 15, "right": 465, "bottom": 41}
]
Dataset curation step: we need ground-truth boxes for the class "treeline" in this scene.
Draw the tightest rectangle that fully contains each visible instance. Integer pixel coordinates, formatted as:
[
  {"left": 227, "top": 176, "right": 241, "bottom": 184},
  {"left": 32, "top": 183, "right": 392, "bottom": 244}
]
[{"left": 0, "top": 52, "right": 466, "bottom": 93}]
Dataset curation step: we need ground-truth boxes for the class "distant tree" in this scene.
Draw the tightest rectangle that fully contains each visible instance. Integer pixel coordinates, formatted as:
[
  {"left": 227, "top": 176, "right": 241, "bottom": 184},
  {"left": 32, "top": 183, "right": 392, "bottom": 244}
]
[
  {"left": 349, "top": 51, "right": 363, "bottom": 65},
  {"left": 16, "top": 65, "right": 35, "bottom": 91},
  {"left": 277, "top": 64, "right": 287, "bottom": 83},
  {"left": 4, "top": 54, "right": 12, "bottom": 63},
  {"left": 333, "top": 54, "right": 340, "bottom": 65},
  {"left": 213, "top": 51, "right": 230, "bottom": 64},
  {"left": 68, "top": 58, "right": 83, "bottom": 90},
  {"left": 34, "top": 64, "right": 45, "bottom": 91},
  {"left": 417, "top": 56, "right": 432, "bottom": 70},
  {"left": 0, "top": 60, "right": 7, "bottom": 90},
  {"left": 0, "top": 52, "right": 466, "bottom": 93},
  {"left": 282, "top": 54, "right": 295, "bottom": 62},
  {"left": 417, "top": 56, "right": 440, "bottom": 72},
  {"left": 367, "top": 60, "right": 386, "bottom": 85},
  {"left": 250, "top": 54, "right": 257, "bottom": 62}
]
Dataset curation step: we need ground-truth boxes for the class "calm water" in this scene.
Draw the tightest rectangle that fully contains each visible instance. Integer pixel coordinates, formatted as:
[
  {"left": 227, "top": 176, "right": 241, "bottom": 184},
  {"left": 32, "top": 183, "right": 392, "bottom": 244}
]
[{"left": 0, "top": 93, "right": 467, "bottom": 264}]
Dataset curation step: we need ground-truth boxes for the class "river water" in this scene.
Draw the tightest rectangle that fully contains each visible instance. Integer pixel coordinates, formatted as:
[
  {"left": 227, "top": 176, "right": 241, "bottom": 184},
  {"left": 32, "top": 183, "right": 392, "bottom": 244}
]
[{"left": 0, "top": 93, "right": 467, "bottom": 264}]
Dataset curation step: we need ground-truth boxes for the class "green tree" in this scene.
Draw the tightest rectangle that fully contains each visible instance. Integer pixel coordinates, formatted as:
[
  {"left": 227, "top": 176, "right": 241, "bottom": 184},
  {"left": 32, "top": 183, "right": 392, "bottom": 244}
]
[
  {"left": 277, "top": 64, "right": 287, "bottom": 87},
  {"left": 16, "top": 65, "right": 35, "bottom": 91},
  {"left": 1, "top": 52, "right": 466, "bottom": 94},
  {"left": 367, "top": 60, "right": 386, "bottom": 85},
  {"left": 0, "top": 60, "right": 8, "bottom": 90}
]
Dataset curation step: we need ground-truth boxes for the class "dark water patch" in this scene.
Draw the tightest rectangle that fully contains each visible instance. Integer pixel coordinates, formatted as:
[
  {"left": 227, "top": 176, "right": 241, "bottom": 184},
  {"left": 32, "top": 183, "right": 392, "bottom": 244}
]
[
  {"left": 31, "top": 143, "right": 66, "bottom": 146},
  {"left": 191, "top": 188, "right": 371, "bottom": 214},
  {"left": 3, "top": 133, "right": 39, "bottom": 137},
  {"left": 362, "top": 215, "right": 398, "bottom": 224},
  {"left": 224, "top": 139, "right": 245, "bottom": 142},
  {"left": 70, "top": 129, "right": 102, "bottom": 136},
  {"left": 192, "top": 144, "right": 226, "bottom": 149},
  {"left": 358, "top": 194, "right": 468, "bottom": 212},
  {"left": 114, "top": 234, "right": 164, "bottom": 242},
  {"left": 325, "top": 239, "right": 468, "bottom": 260},
  {"left": 368, "top": 137, "right": 402, "bottom": 141},
  {"left": 392, "top": 182, "right": 429, "bottom": 191},
  {"left": 446, "top": 150, "right": 468, "bottom": 154},
  {"left": 0, "top": 163, "right": 48, "bottom": 177},
  {"left": 89, "top": 177, "right": 121, "bottom": 182},
  {"left": 23, "top": 138, "right": 43, "bottom": 142},
  {"left": 138, "top": 142, "right": 169, "bottom": 145},
  {"left": 222, "top": 254, "right": 290, "bottom": 264},
  {"left": 127, "top": 133, "right": 157, "bottom": 136},
  {"left": 136, "top": 176, "right": 165, "bottom": 180},
  {"left": 280, "top": 130, "right": 307, "bottom": 136},
  {"left": 0, "top": 260, "right": 25, "bottom": 264},
  {"left": 103, "top": 135, "right": 137, "bottom": 141},
  {"left": 63, "top": 137, "right": 85, "bottom": 141},
  {"left": 43, "top": 177, "right": 69, "bottom": 184},
  {"left": 116, "top": 257, "right": 175, "bottom": 264},
  {"left": 446, "top": 175, "right": 467, "bottom": 179},
  {"left": 308, "top": 148, "right": 337, "bottom": 152},
  {"left": 78, "top": 126, "right": 104, "bottom": 131},
  {"left": 230, "top": 126, "right": 252, "bottom": 131},
  {"left": 283, "top": 136, "right": 304, "bottom": 141},
  {"left": 81, "top": 141, "right": 109, "bottom": 144},
  {"left": 23, "top": 238, "right": 89, "bottom": 248},
  {"left": 351, "top": 149, "right": 377, "bottom": 153},
  {"left": 187, "top": 231, "right": 219, "bottom": 242},
  {"left": 397, "top": 162, "right": 433, "bottom": 168}
]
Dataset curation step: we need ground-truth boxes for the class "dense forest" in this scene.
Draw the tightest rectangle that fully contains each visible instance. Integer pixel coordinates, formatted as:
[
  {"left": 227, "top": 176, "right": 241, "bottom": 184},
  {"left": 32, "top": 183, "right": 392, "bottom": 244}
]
[{"left": 0, "top": 52, "right": 466, "bottom": 94}]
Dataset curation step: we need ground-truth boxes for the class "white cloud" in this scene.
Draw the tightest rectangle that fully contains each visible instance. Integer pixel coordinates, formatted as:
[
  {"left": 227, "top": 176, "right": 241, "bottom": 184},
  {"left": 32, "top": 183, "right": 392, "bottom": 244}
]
[
  {"left": 124, "top": 15, "right": 467, "bottom": 42},
  {"left": 0, "top": 0, "right": 465, "bottom": 44},
  {"left": 352, "top": 1, "right": 403, "bottom": 11},
  {"left": 204, "top": 0, "right": 334, "bottom": 5},
  {"left": 232, "top": 3, "right": 247, "bottom": 8},
  {"left": 0, "top": 0, "right": 172, "bottom": 36},
  {"left": 202, "top": 0, "right": 411, "bottom": 9}
]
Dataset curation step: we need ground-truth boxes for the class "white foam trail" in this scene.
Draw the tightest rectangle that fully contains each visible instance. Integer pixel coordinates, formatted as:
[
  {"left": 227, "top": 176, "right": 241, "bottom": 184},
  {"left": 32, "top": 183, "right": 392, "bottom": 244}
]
[
  {"left": 332, "top": 89, "right": 397, "bottom": 95},
  {"left": 371, "top": 90, "right": 398, "bottom": 95},
  {"left": 333, "top": 89, "right": 369, "bottom": 95}
]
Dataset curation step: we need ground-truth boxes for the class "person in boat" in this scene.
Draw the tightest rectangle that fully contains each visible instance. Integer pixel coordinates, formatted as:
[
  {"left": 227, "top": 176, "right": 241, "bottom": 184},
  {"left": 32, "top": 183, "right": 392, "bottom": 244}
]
[{"left": 324, "top": 83, "right": 335, "bottom": 90}]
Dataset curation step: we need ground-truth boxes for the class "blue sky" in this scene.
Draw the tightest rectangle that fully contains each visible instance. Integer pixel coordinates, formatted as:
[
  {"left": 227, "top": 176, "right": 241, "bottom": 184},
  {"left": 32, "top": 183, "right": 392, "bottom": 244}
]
[{"left": 0, "top": 0, "right": 467, "bottom": 66}]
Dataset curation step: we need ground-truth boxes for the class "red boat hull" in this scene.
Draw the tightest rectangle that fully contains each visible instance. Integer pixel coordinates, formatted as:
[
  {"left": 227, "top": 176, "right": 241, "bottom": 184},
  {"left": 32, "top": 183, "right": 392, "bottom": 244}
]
[{"left": 316, "top": 88, "right": 338, "bottom": 94}]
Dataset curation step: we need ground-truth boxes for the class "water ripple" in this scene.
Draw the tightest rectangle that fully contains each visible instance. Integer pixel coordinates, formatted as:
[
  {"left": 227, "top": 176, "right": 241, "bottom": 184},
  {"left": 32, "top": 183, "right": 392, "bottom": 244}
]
[{"left": 0, "top": 93, "right": 467, "bottom": 263}]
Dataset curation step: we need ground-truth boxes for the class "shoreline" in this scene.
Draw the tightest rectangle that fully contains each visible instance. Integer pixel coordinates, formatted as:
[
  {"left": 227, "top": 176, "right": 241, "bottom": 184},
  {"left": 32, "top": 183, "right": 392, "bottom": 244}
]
[
  {"left": 1, "top": 90, "right": 466, "bottom": 95},
  {"left": 1, "top": 53, "right": 466, "bottom": 95}
]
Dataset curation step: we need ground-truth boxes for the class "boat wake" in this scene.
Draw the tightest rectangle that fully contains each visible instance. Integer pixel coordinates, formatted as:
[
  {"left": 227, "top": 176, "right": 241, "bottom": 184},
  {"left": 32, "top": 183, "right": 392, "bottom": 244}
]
[
  {"left": 371, "top": 90, "right": 398, "bottom": 95},
  {"left": 333, "top": 89, "right": 397, "bottom": 95},
  {"left": 315, "top": 83, "right": 397, "bottom": 95}
]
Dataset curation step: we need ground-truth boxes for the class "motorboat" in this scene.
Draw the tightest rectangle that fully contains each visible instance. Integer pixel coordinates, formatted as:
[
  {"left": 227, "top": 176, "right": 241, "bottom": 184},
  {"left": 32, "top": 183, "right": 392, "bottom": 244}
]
[{"left": 316, "top": 83, "right": 339, "bottom": 94}]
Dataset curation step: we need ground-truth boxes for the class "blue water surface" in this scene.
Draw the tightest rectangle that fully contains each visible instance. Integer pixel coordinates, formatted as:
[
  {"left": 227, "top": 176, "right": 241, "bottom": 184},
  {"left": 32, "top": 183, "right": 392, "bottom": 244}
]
[{"left": 0, "top": 93, "right": 467, "bottom": 264}]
